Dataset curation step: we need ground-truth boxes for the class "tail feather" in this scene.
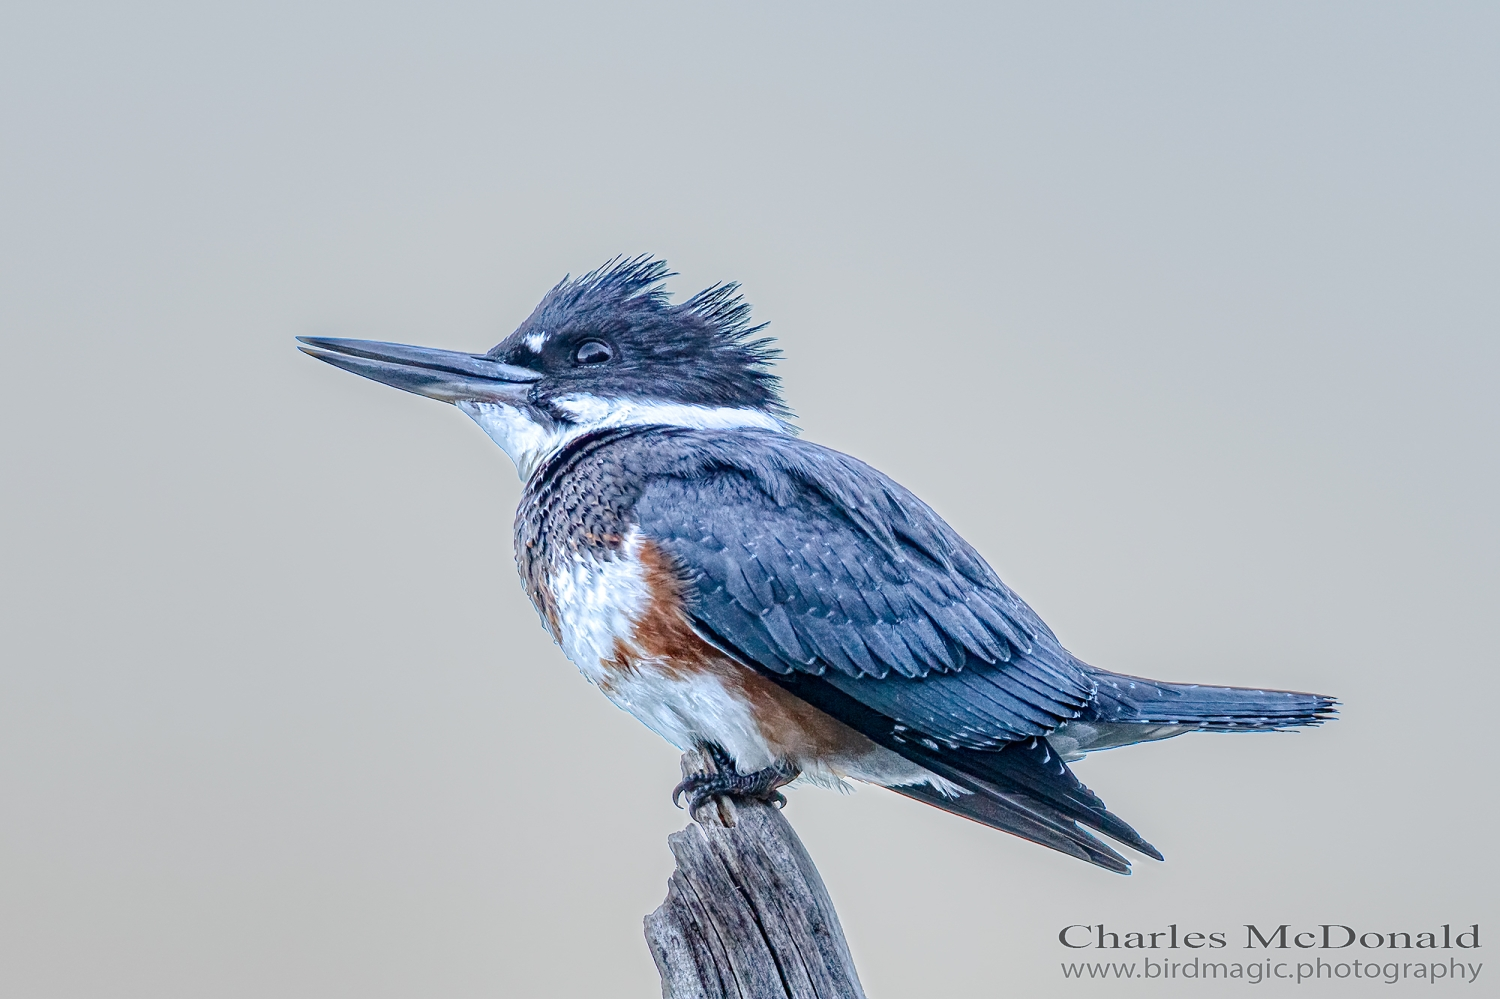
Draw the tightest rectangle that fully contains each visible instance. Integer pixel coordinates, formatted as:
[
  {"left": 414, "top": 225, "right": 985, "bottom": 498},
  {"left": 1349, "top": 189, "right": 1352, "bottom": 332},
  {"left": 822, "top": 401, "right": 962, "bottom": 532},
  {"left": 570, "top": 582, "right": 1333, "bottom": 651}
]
[
  {"left": 766, "top": 669, "right": 1336, "bottom": 874},
  {"left": 1086, "top": 670, "right": 1338, "bottom": 731}
]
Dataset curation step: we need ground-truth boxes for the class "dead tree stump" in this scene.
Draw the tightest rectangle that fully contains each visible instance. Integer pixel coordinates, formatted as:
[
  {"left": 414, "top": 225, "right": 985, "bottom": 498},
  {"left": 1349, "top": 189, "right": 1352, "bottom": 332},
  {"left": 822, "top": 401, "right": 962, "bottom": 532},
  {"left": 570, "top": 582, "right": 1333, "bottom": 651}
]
[{"left": 644, "top": 750, "right": 867, "bottom": 999}]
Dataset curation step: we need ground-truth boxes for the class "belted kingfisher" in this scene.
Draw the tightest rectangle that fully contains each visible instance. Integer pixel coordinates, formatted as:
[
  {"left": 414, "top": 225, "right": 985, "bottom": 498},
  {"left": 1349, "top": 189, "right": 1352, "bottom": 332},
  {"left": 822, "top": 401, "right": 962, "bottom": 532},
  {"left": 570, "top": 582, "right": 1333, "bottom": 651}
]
[{"left": 299, "top": 257, "right": 1336, "bottom": 873}]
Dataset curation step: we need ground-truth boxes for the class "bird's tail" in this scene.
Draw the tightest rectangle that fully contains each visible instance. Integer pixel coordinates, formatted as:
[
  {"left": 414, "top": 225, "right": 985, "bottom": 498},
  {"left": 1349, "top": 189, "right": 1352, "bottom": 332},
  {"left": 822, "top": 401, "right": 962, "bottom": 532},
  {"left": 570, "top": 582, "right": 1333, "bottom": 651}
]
[{"left": 1084, "top": 669, "right": 1338, "bottom": 731}]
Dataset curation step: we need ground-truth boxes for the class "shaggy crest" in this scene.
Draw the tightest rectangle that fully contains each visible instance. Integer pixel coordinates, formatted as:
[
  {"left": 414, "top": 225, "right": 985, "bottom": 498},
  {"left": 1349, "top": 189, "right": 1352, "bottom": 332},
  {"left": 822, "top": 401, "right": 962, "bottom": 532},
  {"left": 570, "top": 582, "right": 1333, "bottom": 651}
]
[{"left": 489, "top": 255, "right": 789, "bottom": 417}]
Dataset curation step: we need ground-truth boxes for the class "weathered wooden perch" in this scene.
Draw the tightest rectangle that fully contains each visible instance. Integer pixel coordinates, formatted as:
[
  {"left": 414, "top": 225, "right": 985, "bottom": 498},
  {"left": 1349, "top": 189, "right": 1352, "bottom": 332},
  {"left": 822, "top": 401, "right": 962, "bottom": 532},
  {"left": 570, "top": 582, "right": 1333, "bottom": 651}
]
[{"left": 645, "top": 750, "right": 867, "bottom": 999}]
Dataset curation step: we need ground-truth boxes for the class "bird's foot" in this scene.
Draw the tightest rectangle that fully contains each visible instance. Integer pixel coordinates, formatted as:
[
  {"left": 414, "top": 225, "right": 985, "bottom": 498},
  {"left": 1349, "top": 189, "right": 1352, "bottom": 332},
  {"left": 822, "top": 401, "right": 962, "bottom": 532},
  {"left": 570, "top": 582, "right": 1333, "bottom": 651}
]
[{"left": 672, "top": 744, "right": 798, "bottom": 818}]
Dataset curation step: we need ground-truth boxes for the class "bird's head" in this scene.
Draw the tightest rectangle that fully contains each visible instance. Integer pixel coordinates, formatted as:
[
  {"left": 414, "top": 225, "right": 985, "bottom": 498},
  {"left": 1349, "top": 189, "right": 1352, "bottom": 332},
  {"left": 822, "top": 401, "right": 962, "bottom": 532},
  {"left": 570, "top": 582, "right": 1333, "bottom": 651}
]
[{"left": 299, "top": 257, "right": 789, "bottom": 479}]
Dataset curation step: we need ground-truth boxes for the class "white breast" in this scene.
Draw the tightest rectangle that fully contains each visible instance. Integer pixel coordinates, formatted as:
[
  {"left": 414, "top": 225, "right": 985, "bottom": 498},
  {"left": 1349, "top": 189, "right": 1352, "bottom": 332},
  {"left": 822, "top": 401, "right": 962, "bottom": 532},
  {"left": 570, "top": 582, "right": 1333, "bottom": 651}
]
[
  {"left": 544, "top": 530, "right": 781, "bottom": 769},
  {"left": 546, "top": 531, "right": 653, "bottom": 685}
]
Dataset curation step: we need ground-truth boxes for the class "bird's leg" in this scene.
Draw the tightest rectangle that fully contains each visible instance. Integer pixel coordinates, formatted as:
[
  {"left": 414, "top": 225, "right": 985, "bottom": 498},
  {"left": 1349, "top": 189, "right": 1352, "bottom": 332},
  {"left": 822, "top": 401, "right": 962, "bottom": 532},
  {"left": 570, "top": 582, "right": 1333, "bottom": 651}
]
[{"left": 672, "top": 743, "right": 799, "bottom": 818}]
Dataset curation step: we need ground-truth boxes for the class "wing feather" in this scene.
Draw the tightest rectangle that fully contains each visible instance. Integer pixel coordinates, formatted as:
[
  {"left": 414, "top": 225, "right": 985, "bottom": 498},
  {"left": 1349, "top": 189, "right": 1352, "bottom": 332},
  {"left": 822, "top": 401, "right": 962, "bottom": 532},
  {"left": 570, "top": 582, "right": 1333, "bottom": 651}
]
[{"left": 630, "top": 431, "right": 1092, "bottom": 744}]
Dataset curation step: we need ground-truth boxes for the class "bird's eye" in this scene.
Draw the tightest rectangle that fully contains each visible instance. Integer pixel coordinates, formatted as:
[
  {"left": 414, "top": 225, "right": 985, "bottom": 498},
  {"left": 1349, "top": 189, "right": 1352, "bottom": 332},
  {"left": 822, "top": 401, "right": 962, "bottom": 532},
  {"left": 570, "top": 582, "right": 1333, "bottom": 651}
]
[{"left": 574, "top": 340, "right": 613, "bottom": 365}]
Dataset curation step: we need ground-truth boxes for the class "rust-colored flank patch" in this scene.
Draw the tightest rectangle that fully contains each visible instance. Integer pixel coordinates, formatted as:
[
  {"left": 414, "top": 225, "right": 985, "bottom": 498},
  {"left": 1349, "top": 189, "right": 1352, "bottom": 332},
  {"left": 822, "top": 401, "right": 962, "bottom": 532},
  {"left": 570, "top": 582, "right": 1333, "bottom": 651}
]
[{"left": 604, "top": 539, "right": 875, "bottom": 766}]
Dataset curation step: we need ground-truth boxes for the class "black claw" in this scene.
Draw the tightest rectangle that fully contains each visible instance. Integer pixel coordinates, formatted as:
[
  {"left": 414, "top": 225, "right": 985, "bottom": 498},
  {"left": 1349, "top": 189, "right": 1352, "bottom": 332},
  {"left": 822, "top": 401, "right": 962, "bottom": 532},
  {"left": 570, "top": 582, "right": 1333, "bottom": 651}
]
[{"left": 672, "top": 748, "right": 798, "bottom": 815}]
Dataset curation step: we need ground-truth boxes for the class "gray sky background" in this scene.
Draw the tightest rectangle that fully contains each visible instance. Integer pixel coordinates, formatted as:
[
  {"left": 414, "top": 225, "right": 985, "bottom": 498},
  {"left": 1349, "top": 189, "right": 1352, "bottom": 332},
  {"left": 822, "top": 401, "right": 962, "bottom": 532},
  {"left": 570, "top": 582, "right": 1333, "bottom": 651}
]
[{"left": 2, "top": 3, "right": 1496, "bottom": 996}]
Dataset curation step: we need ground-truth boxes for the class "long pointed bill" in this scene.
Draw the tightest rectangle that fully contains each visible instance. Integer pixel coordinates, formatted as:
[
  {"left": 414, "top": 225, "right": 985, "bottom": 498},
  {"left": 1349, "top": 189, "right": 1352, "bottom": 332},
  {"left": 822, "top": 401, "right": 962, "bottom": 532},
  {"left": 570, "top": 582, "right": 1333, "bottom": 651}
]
[{"left": 296, "top": 337, "right": 542, "bottom": 404}]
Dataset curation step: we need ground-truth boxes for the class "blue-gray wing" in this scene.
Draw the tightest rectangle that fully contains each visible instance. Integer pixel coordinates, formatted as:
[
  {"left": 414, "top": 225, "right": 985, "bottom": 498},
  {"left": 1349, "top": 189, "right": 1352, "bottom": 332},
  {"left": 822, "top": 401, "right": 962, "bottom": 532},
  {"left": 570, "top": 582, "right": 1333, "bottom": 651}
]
[{"left": 632, "top": 432, "right": 1095, "bottom": 746}]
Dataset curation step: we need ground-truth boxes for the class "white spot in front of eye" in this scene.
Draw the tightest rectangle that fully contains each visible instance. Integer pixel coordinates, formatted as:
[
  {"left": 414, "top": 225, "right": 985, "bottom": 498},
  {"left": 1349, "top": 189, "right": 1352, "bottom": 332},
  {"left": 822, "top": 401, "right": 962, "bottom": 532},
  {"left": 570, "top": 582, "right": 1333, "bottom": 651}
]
[{"left": 523, "top": 331, "right": 546, "bottom": 353}]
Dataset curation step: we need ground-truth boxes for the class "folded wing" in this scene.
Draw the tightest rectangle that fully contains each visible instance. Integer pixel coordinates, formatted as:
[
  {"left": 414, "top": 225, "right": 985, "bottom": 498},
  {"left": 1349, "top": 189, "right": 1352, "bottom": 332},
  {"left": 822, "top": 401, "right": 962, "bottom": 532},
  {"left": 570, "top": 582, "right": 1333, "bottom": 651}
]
[{"left": 630, "top": 429, "right": 1158, "bottom": 870}]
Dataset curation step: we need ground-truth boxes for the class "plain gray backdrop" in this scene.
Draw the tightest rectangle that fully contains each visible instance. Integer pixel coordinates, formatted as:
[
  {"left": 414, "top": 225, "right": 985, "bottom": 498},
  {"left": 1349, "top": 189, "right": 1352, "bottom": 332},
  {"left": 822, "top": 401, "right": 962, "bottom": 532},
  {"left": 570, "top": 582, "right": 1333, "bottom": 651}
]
[{"left": 2, "top": 2, "right": 1495, "bottom": 996}]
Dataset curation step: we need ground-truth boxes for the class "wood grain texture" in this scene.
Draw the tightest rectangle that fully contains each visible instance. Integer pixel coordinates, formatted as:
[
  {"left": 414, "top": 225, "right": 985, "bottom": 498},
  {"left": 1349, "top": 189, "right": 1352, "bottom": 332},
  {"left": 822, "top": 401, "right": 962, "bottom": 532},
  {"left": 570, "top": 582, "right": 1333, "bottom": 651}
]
[{"left": 644, "top": 751, "right": 867, "bottom": 999}]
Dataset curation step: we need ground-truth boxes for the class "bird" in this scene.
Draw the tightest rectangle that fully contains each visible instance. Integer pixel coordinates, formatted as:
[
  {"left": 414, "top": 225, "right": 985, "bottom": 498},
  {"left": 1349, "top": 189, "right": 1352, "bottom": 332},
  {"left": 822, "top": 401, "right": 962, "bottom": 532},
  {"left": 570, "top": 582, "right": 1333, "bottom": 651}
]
[{"left": 298, "top": 256, "right": 1336, "bottom": 874}]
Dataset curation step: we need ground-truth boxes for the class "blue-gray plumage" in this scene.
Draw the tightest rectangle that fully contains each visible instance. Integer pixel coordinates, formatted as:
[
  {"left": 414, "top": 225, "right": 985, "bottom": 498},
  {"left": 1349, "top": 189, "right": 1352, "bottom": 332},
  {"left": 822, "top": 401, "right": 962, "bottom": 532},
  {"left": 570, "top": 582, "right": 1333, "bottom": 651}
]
[{"left": 298, "top": 256, "right": 1336, "bottom": 874}]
